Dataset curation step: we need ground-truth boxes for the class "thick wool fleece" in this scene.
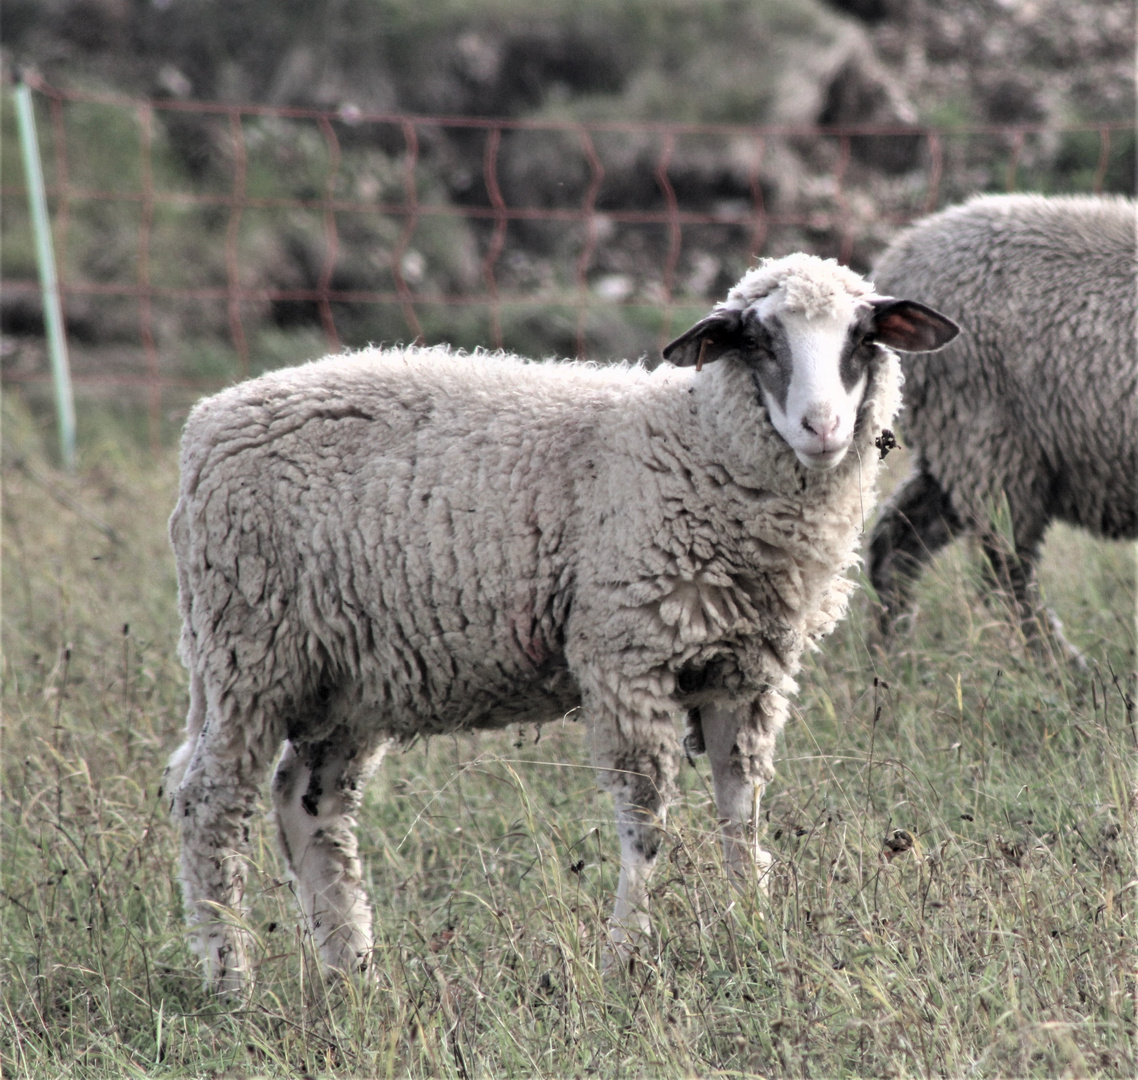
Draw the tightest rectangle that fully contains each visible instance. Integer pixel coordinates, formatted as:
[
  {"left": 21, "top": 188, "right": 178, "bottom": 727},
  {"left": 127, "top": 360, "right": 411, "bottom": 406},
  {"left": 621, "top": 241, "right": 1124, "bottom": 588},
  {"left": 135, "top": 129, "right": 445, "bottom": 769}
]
[
  {"left": 172, "top": 343, "right": 897, "bottom": 783},
  {"left": 720, "top": 252, "right": 878, "bottom": 320},
  {"left": 167, "top": 255, "right": 905, "bottom": 987},
  {"left": 872, "top": 193, "right": 1137, "bottom": 547}
]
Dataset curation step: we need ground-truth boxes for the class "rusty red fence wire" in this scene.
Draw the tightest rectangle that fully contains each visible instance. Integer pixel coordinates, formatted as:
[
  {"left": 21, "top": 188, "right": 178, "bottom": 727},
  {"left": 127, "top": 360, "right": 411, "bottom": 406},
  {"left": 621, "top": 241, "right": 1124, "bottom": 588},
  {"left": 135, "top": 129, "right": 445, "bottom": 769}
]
[{"left": 2, "top": 78, "right": 1131, "bottom": 447}]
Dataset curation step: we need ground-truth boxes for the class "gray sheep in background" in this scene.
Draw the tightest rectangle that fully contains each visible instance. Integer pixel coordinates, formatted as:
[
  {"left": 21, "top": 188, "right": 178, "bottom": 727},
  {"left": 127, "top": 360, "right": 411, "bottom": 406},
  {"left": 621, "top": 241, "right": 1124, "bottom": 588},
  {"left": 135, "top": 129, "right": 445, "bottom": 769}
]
[
  {"left": 164, "top": 253, "right": 957, "bottom": 993},
  {"left": 869, "top": 193, "right": 1137, "bottom": 660}
]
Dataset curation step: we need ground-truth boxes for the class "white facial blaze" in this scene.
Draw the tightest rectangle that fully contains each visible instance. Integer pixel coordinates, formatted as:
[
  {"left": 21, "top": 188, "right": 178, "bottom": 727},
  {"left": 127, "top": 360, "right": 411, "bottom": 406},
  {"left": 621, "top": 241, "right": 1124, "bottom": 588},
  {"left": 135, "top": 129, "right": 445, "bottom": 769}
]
[{"left": 755, "top": 297, "right": 868, "bottom": 470}]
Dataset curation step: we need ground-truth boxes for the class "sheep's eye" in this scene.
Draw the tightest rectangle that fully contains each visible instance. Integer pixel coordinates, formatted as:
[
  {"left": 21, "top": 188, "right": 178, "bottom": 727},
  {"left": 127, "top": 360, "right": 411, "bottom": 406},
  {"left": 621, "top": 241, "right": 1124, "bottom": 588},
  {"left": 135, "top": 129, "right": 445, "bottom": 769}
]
[
  {"left": 752, "top": 348, "right": 778, "bottom": 371},
  {"left": 743, "top": 332, "right": 773, "bottom": 361},
  {"left": 848, "top": 336, "right": 877, "bottom": 364}
]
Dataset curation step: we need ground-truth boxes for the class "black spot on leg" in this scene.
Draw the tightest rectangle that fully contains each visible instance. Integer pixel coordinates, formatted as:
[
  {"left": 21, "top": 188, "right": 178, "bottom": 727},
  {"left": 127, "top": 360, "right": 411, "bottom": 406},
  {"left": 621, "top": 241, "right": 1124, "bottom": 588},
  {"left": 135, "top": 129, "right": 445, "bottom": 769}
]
[
  {"left": 301, "top": 770, "right": 323, "bottom": 816},
  {"left": 298, "top": 742, "right": 328, "bottom": 816},
  {"left": 271, "top": 759, "right": 295, "bottom": 795},
  {"left": 635, "top": 833, "right": 661, "bottom": 862},
  {"left": 683, "top": 708, "right": 706, "bottom": 760}
]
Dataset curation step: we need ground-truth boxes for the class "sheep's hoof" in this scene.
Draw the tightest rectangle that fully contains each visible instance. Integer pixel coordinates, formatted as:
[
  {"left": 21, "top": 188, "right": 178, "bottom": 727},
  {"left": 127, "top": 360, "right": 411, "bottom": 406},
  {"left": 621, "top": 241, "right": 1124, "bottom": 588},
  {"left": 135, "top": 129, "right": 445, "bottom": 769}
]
[
  {"left": 753, "top": 847, "right": 774, "bottom": 897},
  {"left": 200, "top": 929, "right": 253, "bottom": 1001},
  {"left": 1048, "top": 610, "right": 1089, "bottom": 673},
  {"left": 306, "top": 937, "right": 376, "bottom": 991},
  {"left": 601, "top": 941, "right": 638, "bottom": 979},
  {"left": 1023, "top": 607, "right": 1089, "bottom": 673},
  {"left": 210, "top": 965, "right": 253, "bottom": 1002},
  {"left": 601, "top": 925, "right": 648, "bottom": 978},
  {"left": 327, "top": 954, "right": 378, "bottom": 989},
  {"left": 314, "top": 958, "right": 378, "bottom": 1003},
  {"left": 722, "top": 833, "right": 774, "bottom": 898}
]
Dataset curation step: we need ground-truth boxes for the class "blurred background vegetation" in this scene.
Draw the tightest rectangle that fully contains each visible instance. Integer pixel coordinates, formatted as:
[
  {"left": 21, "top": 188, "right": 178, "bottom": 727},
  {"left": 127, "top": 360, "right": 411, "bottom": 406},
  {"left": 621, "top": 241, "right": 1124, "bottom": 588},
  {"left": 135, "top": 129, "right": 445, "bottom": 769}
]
[{"left": 1, "top": 0, "right": 1135, "bottom": 451}]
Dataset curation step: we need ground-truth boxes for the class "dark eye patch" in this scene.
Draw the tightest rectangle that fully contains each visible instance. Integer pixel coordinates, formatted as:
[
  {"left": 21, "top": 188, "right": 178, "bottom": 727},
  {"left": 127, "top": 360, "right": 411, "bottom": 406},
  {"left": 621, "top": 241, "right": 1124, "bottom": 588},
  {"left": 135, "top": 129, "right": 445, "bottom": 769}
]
[
  {"left": 839, "top": 321, "right": 878, "bottom": 392},
  {"left": 742, "top": 313, "right": 793, "bottom": 413},
  {"left": 742, "top": 318, "right": 773, "bottom": 351}
]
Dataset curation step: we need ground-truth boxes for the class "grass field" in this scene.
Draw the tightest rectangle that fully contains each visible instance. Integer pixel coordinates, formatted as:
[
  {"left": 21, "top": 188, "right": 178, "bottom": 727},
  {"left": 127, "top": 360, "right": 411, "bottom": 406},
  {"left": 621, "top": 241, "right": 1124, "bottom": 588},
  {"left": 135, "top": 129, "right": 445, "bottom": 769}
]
[{"left": 2, "top": 394, "right": 1135, "bottom": 1079}]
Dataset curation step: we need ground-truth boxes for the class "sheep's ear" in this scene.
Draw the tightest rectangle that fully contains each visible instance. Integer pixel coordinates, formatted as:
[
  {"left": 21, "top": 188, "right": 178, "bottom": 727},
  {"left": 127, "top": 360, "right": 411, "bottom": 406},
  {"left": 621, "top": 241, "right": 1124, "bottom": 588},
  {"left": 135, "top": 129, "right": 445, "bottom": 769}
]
[
  {"left": 662, "top": 310, "right": 744, "bottom": 368},
  {"left": 870, "top": 299, "right": 960, "bottom": 353}
]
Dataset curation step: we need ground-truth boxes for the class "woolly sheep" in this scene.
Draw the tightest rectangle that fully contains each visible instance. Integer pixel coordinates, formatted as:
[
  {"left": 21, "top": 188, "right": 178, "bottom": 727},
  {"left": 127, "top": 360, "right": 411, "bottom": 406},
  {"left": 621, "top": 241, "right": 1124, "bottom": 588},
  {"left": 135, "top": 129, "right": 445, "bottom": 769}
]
[
  {"left": 164, "top": 253, "right": 958, "bottom": 992},
  {"left": 868, "top": 194, "right": 1137, "bottom": 659}
]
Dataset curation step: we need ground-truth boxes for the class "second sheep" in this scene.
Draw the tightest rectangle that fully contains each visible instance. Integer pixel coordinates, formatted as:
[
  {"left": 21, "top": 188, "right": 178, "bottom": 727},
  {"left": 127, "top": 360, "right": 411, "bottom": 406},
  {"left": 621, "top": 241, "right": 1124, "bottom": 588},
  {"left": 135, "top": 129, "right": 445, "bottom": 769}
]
[{"left": 869, "top": 193, "right": 1137, "bottom": 660}]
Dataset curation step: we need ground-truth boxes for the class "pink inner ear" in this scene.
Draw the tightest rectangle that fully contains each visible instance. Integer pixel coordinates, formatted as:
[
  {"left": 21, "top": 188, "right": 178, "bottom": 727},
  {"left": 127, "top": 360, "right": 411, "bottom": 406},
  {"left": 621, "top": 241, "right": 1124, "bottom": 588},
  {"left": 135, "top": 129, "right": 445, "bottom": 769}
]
[
  {"left": 875, "top": 302, "right": 959, "bottom": 352},
  {"left": 880, "top": 312, "right": 918, "bottom": 337}
]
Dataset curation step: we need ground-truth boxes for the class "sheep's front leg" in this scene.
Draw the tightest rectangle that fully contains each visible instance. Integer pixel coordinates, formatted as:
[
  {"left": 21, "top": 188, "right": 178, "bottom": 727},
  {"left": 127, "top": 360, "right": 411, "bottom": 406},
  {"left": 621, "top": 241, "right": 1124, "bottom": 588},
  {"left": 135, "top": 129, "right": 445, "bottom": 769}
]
[
  {"left": 699, "top": 697, "right": 783, "bottom": 891},
  {"left": 593, "top": 712, "right": 679, "bottom": 973},
  {"left": 608, "top": 795, "right": 667, "bottom": 966},
  {"left": 272, "top": 733, "right": 389, "bottom": 978}
]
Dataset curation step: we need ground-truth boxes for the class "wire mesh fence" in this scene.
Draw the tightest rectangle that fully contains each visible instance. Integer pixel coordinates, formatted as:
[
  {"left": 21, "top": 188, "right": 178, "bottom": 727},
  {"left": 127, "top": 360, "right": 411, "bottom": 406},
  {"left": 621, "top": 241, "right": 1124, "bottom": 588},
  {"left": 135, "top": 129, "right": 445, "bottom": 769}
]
[{"left": 2, "top": 77, "right": 1133, "bottom": 446}]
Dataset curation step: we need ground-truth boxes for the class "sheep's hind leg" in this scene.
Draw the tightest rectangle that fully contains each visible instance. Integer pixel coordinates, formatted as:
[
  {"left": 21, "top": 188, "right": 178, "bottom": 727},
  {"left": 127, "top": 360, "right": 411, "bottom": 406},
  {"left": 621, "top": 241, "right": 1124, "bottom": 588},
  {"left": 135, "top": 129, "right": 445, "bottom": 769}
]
[
  {"left": 272, "top": 731, "right": 390, "bottom": 979},
  {"left": 980, "top": 535, "right": 1086, "bottom": 669},
  {"left": 170, "top": 689, "right": 278, "bottom": 996},
  {"left": 699, "top": 697, "right": 782, "bottom": 892}
]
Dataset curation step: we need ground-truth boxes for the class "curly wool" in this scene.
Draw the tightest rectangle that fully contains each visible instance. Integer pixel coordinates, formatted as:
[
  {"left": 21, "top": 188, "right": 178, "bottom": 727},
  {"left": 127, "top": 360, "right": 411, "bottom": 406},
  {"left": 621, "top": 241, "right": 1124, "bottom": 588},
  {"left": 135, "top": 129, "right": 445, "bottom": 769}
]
[
  {"left": 172, "top": 342, "right": 897, "bottom": 755},
  {"left": 721, "top": 253, "right": 878, "bottom": 321},
  {"left": 873, "top": 193, "right": 1137, "bottom": 544}
]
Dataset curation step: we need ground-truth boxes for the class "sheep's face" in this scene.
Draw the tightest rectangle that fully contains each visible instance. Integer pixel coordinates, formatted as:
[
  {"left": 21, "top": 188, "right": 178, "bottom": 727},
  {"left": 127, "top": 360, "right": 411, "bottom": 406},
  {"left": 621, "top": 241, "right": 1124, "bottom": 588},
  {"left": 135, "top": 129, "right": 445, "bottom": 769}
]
[
  {"left": 744, "top": 294, "right": 877, "bottom": 470},
  {"left": 663, "top": 262, "right": 959, "bottom": 470}
]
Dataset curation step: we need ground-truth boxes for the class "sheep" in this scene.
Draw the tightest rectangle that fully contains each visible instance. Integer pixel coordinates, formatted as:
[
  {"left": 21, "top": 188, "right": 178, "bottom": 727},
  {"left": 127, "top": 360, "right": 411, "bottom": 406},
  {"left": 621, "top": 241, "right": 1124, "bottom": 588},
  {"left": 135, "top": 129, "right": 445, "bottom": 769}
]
[
  {"left": 868, "top": 194, "right": 1137, "bottom": 660},
  {"left": 164, "top": 253, "right": 958, "bottom": 992}
]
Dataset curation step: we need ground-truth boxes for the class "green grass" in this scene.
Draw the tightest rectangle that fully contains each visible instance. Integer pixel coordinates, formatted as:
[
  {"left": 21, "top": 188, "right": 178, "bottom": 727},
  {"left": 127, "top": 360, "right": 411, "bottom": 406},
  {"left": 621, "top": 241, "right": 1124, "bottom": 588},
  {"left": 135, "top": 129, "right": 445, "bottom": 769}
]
[{"left": 2, "top": 397, "right": 1135, "bottom": 1078}]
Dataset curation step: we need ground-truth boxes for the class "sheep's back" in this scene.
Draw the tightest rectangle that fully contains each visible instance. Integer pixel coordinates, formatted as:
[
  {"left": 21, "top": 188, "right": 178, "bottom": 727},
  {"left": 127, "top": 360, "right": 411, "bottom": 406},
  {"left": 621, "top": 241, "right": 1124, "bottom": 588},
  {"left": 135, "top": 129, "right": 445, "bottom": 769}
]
[
  {"left": 872, "top": 194, "right": 1138, "bottom": 540},
  {"left": 173, "top": 348, "right": 636, "bottom": 737}
]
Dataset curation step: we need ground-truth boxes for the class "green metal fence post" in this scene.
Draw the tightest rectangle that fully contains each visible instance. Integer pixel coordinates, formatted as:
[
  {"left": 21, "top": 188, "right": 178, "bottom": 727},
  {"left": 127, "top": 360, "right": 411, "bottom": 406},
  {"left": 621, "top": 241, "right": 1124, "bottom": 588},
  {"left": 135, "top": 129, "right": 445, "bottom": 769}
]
[{"left": 14, "top": 77, "right": 77, "bottom": 471}]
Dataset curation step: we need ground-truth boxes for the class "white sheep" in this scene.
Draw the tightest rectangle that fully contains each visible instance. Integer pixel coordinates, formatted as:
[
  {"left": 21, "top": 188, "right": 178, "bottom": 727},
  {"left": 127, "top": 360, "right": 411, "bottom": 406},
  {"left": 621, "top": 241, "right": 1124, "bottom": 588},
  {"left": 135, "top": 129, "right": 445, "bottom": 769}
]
[
  {"left": 164, "top": 253, "right": 957, "bottom": 991},
  {"left": 868, "top": 194, "right": 1137, "bottom": 659}
]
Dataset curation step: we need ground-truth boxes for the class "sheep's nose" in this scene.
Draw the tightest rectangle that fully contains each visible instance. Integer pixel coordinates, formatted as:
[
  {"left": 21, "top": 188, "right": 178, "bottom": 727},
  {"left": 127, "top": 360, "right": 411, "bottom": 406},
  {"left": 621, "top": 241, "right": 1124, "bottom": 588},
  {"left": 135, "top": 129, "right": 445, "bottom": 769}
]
[{"left": 802, "top": 413, "right": 840, "bottom": 440}]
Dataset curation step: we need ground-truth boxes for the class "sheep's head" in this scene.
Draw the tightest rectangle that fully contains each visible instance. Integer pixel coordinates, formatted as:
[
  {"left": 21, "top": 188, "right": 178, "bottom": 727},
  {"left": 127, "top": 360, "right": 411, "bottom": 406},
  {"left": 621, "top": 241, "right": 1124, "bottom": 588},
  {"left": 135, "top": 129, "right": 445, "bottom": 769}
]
[{"left": 664, "top": 254, "right": 958, "bottom": 470}]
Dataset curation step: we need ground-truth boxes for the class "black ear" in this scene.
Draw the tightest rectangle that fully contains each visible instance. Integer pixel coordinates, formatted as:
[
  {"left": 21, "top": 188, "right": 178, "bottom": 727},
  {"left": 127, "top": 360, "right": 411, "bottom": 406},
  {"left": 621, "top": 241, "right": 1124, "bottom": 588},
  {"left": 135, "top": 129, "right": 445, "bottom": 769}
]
[
  {"left": 870, "top": 299, "right": 959, "bottom": 353},
  {"left": 662, "top": 309, "right": 744, "bottom": 368}
]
